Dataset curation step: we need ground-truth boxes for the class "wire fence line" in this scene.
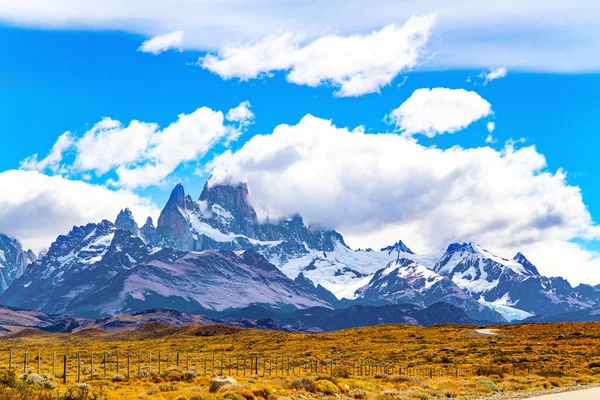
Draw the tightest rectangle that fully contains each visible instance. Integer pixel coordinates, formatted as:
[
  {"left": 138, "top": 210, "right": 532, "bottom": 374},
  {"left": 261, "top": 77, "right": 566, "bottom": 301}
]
[{"left": 0, "top": 349, "right": 583, "bottom": 384}]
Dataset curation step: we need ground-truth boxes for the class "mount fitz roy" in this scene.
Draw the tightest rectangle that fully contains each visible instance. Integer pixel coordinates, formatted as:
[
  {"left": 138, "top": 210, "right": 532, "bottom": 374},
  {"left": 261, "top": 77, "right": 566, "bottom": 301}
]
[{"left": 2, "top": 178, "right": 600, "bottom": 326}]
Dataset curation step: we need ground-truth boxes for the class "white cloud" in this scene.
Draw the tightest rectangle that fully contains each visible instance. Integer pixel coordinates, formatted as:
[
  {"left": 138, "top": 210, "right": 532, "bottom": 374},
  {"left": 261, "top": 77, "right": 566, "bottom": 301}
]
[
  {"left": 21, "top": 103, "right": 252, "bottom": 189},
  {"left": 481, "top": 67, "right": 507, "bottom": 85},
  {"left": 20, "top": 132, "right": 73, "bottom": 173},
  {"left": 0, "top": 170, "right": 159, "bottom": 251},
  {"left": 487, "top": 121, "right": 495, "bottom": 133},
  {"left": 208, "top": 114, "right": 600, "bottom": 284},
  {"left": 485, "top": 134, "right": 497, "bottom": 144},
  {"left": 0, "top": 1, "right": 597, "bottom": 73},
  {"left": 139, "top": 30, "right": 184, "bottom": 55},
  {"left": 388, "top": 88, "right": 493, "bottom": 137},
  {"left": 226, "top": 101, "right": 255, "bottom": 127},
  {"left": 201, "top": 15, "right": 435, "bottom": 96},
  {"left": 225, "top": 101, "right": 255, "bottom": 144}
]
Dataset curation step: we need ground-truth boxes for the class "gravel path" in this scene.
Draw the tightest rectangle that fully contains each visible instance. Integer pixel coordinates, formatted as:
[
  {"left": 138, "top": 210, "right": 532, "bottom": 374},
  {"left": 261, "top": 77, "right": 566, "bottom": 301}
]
[{"left": 478, "top": 384, "right": 600, "bottom": 399}]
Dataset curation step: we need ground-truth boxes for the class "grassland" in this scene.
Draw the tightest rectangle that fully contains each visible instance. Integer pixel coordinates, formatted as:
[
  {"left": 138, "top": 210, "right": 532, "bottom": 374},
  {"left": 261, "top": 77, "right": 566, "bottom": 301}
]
[{"left": 1, "top": 322, "right": 600, "bottom": 399}]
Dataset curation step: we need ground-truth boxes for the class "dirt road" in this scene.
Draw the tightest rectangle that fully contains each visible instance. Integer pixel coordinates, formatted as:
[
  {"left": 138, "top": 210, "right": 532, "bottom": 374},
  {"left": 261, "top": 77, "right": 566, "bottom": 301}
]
[{"left": 527, "top": 388, "right": 600, "bottom": 399}]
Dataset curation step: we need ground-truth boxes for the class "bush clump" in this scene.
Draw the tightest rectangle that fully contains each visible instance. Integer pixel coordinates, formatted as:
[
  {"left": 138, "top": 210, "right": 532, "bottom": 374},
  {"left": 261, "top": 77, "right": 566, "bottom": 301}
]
[
  {"left": 314, "top": 380, "right": 339, "bottom": 395},
  {"left": 290, "top": 377, "right": 315, "bottom": 392}
]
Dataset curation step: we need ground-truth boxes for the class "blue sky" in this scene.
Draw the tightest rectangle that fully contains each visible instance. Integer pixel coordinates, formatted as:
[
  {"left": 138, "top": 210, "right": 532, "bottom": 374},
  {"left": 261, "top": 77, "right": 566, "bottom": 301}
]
[{"left": 1, "top": 1, "right": 600, "bottom": 284}]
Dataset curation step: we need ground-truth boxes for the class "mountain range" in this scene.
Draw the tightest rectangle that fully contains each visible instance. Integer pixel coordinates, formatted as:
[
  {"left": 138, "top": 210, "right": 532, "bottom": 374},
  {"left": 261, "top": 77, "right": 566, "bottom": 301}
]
[{"left": 1, "top": 177, "right": 600, "bottom": 327}]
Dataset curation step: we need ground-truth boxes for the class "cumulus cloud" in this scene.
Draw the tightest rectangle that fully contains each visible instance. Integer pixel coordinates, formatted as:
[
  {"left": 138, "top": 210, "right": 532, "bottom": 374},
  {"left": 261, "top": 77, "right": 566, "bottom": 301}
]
[
  {"left": 387, "top": 88, "right": 493, "bottom": 137},
  {"left": 0, "top": 170, "right": 159, "bottom": 251},
  {"left": 21, "top": 102, "right": 252, "bottom": 189},
  {"left": 201, "top": 15, "right": 435, "bottom": 96},
  {"left": 209, "top": 114, "right": 600, "bottom": 284},
  {"left": 487, "top": 121, "right": 495, "bottom": 133},
  {"left": 139, "top": 30, "right": 184, "bottom": 55},
  {"left": 481, "top": 67, "right": 507, "bottom": 85}
]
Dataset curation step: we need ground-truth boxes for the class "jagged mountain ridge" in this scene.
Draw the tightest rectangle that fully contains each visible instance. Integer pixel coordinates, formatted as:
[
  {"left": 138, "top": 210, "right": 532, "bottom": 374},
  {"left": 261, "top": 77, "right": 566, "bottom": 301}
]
[
  {"left": 1, "top": 178, "right": 599, "bottom": 323},
  {"left": 0, "top": 218, "right": 328, "bottom": 318},
  {"left": 354, "top": 258, "right": 505, "bottom": 322}
]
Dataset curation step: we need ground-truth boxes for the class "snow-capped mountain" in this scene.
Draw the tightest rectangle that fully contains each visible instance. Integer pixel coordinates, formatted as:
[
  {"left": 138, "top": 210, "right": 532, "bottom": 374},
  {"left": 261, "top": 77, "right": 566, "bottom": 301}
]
[
  {"left": 0, "top": 234, "right": 35, "bottom": 293},
  {"left": 0, "top": 210, "right": 329, "bottom": 318},
  {"left": 428, "top": 242, "right": 591, "bottom": 321},
  {"left": 354, "top": 258, "right": 505, "bottom": 322},
  {"left": 2, "top": 178, "right": 600, "bottom": 324}
]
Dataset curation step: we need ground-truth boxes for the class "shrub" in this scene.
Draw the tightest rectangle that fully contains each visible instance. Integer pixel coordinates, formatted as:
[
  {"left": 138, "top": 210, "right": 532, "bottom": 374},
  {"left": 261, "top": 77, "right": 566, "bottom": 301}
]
[
  {"left": 223, "top": 393, "right": 245, "bottom": 400},
  {"left": 158, "top": 382, "right": 179, "bottom": 392},
  {"left": 110, "top": 374, "right": 125, "bottom": 382},
  {"left": 252, "top": 387, "right": 276, "bottom": 400},
  {"left": 290, "top": 377, "right": 315, "bottom": 392},
  {"left": 314, "top": 380, "right": 339, "bottom": 395}
]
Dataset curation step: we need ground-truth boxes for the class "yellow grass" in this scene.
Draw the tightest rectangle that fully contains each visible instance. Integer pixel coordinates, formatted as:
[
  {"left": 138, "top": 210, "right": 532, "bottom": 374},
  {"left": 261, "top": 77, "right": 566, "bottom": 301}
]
[{"left": 0, "top": 321, "right": 599, "bottom": 399}]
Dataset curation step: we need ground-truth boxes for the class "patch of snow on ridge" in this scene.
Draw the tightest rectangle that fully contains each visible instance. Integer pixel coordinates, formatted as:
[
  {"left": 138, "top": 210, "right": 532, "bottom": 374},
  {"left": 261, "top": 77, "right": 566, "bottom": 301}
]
[
  {"left": 183, "top": 207, "right": 282, "bottom": 246},
  {"left": 0, "top": 250, "right": 5, "bottom": 263},
  {"left": 479, "top": 299, "right": 534, "bottom": 322},
  {"left": 393, "top": 261, "right": 444, "bottom": 290}
]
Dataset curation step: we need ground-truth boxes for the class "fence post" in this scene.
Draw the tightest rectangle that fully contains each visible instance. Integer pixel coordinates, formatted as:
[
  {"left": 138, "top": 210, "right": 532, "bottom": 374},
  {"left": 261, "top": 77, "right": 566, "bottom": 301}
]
[
  {"left": 77, "top": 352, "right": 81, "bottom": 383},
  {"left": 229, "top": 356, "right": 231, "bottom": 376},
  {"left": 176, "top": 352, "right": 180, "bottom": 368},
  {"left": 204, "top": 354, "right": 207, "bottom": 376},
  {"left": 127, "top": 351, "right": 130, "bottom": 379},
  {"left": 103, "top": 352, "right": 107, "bottom": 377},
  {"left": 37, "top": 350, "right": 41, "bottom": 374},
  {"left": 116, "top": 351, "right": 119, "bottom": 374},
  {"left": 53, "top": 352, "right": 56, "bottom": 377},
  {"left": 91, "top": 352, "right": 94, "bottom": 379},
  {"left": 221, "top": 354, "right": 224, "bottom": 375},
  {"left": 138, "top": 351, "right": 141, "bottom": 376},
  {"left": 23, "top": 349, "right": 28, "bottom": 374},
  {"left": 9, "top": 349, "right": 12, "bottom": 371},
  {"left": 187, "top": 352, "right": 190, "bottom": 371},
  {"left": 149, "top": 351, "right": 152, "bottom": 373},
  {"left": 63, "top": 354, "right": 67, "bottom": 384}
]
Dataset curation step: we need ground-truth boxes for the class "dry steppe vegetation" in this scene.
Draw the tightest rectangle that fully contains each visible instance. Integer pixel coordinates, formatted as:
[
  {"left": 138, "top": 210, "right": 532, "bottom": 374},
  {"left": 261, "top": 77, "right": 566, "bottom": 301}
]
[{"left": 1, "top": 322, "right": 600, "bottom": 399}]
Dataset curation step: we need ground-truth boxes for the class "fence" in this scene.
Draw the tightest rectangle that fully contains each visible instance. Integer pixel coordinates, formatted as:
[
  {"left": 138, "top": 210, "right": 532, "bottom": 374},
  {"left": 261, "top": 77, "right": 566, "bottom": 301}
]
[{"left": 0, "top": 349, "right": 582, "bottom": 384}]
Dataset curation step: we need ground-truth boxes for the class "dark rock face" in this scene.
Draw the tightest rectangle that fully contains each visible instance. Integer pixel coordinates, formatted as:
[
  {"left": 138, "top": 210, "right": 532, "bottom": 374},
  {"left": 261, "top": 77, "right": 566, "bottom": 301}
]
[
  {"left": 140, "top": 217, "right": 159, "bottom": 245},
  {"left": 199, "top": 181, "right": 263, "bottom": 239},
  {"left": 0, "top": 235, "right": 31, "bottom": 293},
  {"left": 157, "top": 184, "right": 197, "bottom": 251},
  {"left": 114, "top": 208, "right": 140, "bottom": 236}
]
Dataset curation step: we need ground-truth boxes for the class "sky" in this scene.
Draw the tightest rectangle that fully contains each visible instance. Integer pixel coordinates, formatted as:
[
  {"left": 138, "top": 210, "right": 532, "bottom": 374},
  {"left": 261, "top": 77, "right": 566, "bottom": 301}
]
[{"left": 0, "top": 1, "right": 599, "bottom": 285}]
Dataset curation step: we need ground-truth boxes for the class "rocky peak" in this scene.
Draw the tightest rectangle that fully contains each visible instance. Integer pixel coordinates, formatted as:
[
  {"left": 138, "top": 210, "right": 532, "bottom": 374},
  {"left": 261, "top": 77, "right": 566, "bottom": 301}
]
[
  {"left": 445, "top": 242, "right": 477, "bottom": 254},
  {"left": 0, "top": 234, "right": 29, "bottom": 293},
  {"left": 140, "top": 217, "right": 159, "bottom": 245},
  {"left": 142, "top": 216, "right": 155, "bottom": 230},
  {"left": 168, "top": 183, "right": 186, "bottom": 209},
  {"left": 513, "top": 252, "right": 540, "bottom": 275},
  {"left": 381, "top": 240, "right": 414, "bottom": 255},
  {"left": 114, "top": 208, "right": 140, "bottom": 235},
  {"left": 198, "top": 180, "right": 262, "bottom": 239}
]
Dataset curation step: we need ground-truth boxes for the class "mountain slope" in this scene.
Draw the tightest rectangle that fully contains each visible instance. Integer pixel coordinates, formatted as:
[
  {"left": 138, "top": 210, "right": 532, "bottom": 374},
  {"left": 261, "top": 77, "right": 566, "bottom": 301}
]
[
  {"left": 354, "top": 258, "right": 505, "bottom": 323},
  {"left": 0, "top": 235, "right": 34, "bottom": 293},
  {"left": 430, "top": 242, "right": 590, "bottom": 320}
]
